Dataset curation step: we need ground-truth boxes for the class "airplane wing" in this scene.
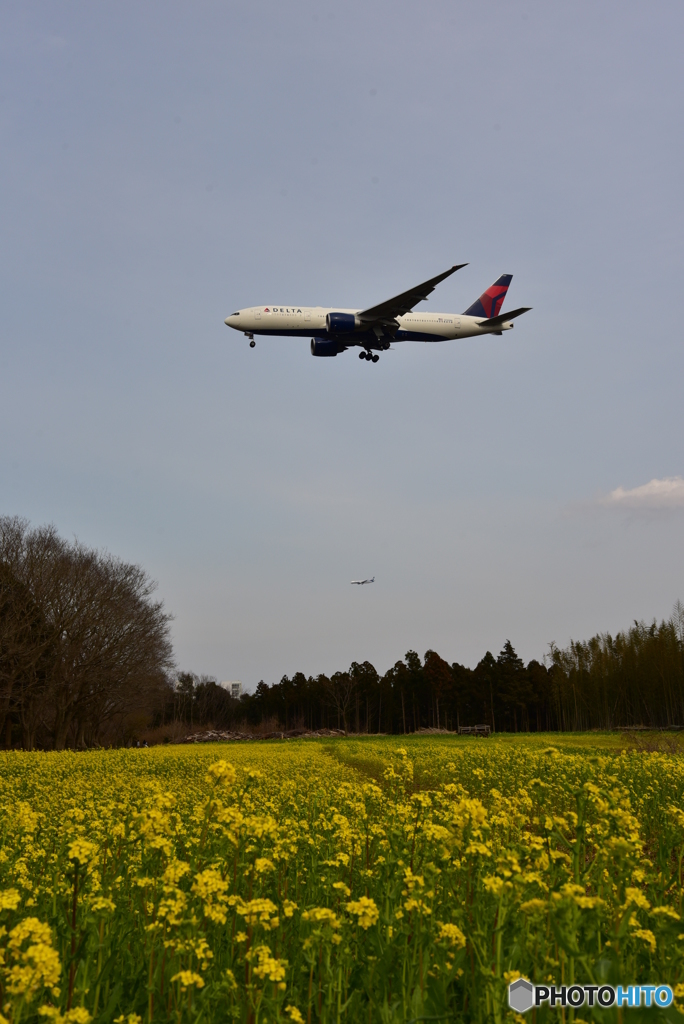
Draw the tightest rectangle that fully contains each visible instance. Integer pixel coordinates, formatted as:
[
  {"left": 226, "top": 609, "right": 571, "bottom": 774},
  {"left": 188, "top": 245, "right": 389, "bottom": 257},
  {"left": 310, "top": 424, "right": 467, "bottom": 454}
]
[
  {"left": 357, "top": 264, "right": 468, "bottom": 324},
  {"left": 476, "top": 306, "right": 532, "bottom": 329}
]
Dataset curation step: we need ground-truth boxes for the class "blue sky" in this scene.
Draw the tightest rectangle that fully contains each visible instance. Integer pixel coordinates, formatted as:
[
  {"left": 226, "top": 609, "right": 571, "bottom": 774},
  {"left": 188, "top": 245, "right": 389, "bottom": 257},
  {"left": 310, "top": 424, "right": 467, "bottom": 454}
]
[{"left": 1, "top": 0, "right": 683, "bottom": 687}]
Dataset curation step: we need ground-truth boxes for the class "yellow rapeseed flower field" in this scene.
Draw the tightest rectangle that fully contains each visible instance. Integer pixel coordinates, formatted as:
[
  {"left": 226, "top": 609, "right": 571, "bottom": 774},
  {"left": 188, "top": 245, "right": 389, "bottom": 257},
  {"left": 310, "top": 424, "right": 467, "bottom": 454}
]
[{"left": 1, "top": 735, "right": 684, "bottom": 1023}]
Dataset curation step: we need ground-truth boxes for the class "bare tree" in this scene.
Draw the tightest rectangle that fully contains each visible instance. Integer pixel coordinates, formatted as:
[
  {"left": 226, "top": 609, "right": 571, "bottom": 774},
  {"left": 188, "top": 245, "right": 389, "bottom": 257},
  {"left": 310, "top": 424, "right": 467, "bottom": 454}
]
[
  {"left": 0, "top": 517, "right": 174, "bottom": 749},
  {"left": 0, "top": 519, "right": 58, "bottom": 748},
  {"left": 0, "top": 562, "right": 54, "bottom": 748},
  {"left": 324, "top": 670, "right": 357, "bottom": 734}
]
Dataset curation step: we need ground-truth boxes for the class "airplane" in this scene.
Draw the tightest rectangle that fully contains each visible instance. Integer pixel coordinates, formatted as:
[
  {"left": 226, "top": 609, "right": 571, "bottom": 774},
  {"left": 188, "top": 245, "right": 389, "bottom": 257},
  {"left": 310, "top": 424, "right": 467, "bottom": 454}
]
[
  {"left": 351, "top": 577, "right": 375, "bottom": 585},
  {"left": 224, "top": 265, "right": 531, "bottom": 363}
]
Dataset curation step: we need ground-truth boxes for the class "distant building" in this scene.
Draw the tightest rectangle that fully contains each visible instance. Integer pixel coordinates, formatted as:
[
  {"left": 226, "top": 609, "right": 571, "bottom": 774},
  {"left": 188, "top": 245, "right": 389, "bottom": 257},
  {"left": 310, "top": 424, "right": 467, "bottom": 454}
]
[{"left": 220, "top": 681, "right": 242, "bottom": 700}]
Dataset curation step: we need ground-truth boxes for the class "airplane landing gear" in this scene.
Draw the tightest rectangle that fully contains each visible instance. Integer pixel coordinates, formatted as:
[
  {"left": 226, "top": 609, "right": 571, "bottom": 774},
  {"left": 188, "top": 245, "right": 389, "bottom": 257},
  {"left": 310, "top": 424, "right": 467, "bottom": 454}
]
[
  {"left": 245, "top": 332, "right": 255, "bottom": 348},
  {"left": 359, "top": 349, "right": 379, "bottom": 362},
  {"left": 371, "top": 354, "right": 379, "bottom": 363},
  {"left": 249, "top": 339, "right": 256, "bottom": 348}
]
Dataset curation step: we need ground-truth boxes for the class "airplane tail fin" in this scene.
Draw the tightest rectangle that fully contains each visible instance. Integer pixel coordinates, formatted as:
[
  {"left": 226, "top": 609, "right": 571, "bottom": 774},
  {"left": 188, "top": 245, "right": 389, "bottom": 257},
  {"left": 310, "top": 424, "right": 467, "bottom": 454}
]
[{"left": 463, "top": 274, "right": 512, "bottom": 318}]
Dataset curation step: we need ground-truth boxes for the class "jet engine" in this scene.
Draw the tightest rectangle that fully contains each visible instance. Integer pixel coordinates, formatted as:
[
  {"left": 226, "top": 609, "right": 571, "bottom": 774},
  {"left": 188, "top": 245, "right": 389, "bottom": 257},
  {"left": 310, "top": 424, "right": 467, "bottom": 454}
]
[
  {"left": 311, "top": 338, "right": 345, "bottom": 357},
  {"left": 325, "top": 312, "right": 358, "bottom": 333}
]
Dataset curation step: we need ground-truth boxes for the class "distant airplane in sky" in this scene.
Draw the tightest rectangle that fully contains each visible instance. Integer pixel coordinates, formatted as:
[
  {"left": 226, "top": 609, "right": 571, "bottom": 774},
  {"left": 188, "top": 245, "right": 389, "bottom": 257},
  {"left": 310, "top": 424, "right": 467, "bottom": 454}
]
[
  {"left": 351, "top": 577, "right": 375, "bottom": 585},
  {"left": 224, "top": 265, "right": 531, "bottom": 362}
]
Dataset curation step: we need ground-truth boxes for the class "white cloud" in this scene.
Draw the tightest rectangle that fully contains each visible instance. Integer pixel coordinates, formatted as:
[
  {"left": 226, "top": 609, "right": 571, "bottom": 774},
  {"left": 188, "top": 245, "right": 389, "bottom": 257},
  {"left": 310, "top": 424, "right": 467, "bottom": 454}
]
[{"left": 604, "top": 476, "right": 684, "bottom": 509}]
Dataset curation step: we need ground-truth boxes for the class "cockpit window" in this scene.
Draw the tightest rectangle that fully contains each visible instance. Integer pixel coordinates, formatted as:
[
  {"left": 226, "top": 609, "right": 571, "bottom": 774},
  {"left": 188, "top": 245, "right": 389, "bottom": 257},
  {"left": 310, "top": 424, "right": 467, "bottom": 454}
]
[{"left": 231, "top": 311, "right": 240, "bottom": 316}]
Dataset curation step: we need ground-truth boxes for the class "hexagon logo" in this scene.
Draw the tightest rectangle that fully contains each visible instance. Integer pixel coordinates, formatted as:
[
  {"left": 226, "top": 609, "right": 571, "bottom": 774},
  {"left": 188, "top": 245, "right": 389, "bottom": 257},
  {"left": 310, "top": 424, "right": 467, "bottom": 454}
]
[{"left": 508, "top": 978, "right": 534, "bottom": 1013}]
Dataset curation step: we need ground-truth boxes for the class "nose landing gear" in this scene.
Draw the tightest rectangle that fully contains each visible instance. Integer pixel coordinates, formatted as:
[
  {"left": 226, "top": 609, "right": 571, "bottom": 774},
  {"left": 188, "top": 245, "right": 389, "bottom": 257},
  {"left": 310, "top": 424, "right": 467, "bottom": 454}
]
[{"left": 245, "top": 332, "right": 255, "bottom": 348}]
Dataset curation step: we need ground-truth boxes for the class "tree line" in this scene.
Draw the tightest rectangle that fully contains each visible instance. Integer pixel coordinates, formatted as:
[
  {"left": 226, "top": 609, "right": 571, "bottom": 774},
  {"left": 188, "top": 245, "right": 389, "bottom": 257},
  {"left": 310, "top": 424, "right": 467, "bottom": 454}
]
[{"left": 165, "top": 601, "right": 684, "bottom": 736}]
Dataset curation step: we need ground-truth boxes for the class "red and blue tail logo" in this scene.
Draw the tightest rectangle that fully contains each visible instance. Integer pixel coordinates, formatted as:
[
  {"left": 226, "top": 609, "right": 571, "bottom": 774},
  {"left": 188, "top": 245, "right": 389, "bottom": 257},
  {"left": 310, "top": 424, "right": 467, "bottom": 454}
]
[{"left": 463, "top": 274, "right": 512, "bottom": 318}]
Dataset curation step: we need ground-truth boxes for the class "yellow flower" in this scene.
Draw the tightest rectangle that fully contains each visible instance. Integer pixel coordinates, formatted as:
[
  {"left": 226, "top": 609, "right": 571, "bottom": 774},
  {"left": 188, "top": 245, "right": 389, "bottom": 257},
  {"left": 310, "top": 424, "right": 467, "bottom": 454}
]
[
  {"left": 519, "top": 899, "right": 547, "bottom": 914},
  {"left": 236, "top": 897, "right": 279, "bottom": 927},
  {"left": 404, "top": 898, "right": 432, "bottom": 915},
  {"left": 651, "top": 906, "right": 680, "bottom": 920},
  {"left": 302, "top": 907, "right": 339, "bottom": 928},
  {"left": 504, "top": 971, "right": 523, "bottom": 984},
  {"left": 346, "top": 897, "right": 379, "bottom": 929},
  {"left": 67, "top": 839, "right": 96, "bottom": 865},
  {"left": 465, "top": 842, "right": 492, "bottom": 857},
  {"left": 482, "top": 875, "right": 505, "bottom": 897},
  {"left": 554, "top": 884, "right": 603, "bottom": 909},
  {"left": 5, "top": 918, "right": 60, "bottom": 998},
  {"left": 171, "top": 970, "right": 205, "bottom": 990},
  {"left": 402, "top": 867, "right": 424, "bottom": 892},
  {"left": 623, "top": 887, "right": 651, "bottom": 911},
  {"left": 248, "top": 944, "right": 288, "bottom": 983},
  {"left": 4, "top": 728, "right": 684, "bottom": 1024},
  {"left": 630, "top": 926, "right": 656, "bottom": 953},
  {"left": 41, "top": 1009, "right": 92, "bottom": 1024},
  {"left": 90, "top": 896, "right": 116, "bottom": 914},
  {"left": 205, "top": 760, "right": 237, "bottom": 788},
  {"left": 285, "top": 1007, "right": 304, "bottom": 1023},
  {"left": 192, "top": 868, "right": 228, "bottom": 923},
  {"left": 0, "top": 889, "right": 21, "bottom": 912},
  {"left": 254, "top": 857, "right": 275, "bottom": 874},
  {"left": 437, "top": 922, "right": 466, "bottom": 948},
  {"left": 163, "top": 860, "right": 190, "bottom": 886}
]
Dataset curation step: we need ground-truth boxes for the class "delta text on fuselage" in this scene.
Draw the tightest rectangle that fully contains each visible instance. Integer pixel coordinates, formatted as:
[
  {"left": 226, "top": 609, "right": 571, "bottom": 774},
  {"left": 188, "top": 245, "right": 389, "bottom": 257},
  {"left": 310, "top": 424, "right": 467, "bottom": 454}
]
[{"left": 224, "top": 265, "right": 531, "bottom": 363}]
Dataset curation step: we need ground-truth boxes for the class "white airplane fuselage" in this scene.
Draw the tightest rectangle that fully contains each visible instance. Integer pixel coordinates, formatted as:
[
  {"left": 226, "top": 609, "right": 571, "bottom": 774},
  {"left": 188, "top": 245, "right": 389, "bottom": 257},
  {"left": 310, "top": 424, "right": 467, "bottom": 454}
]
[{"left": 224, "top": 306, "right": 515, "bottom": 347}]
